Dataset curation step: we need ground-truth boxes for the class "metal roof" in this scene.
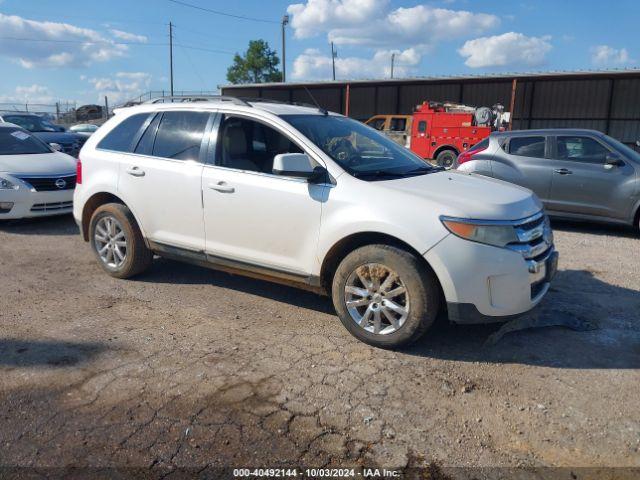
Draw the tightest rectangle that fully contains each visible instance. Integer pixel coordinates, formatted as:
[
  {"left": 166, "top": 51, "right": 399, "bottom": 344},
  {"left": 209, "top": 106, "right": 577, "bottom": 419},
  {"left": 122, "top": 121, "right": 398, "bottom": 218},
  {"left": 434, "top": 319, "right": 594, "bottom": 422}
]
[{"left": 220, "top": 68, "right": 640, "bottom": 90}]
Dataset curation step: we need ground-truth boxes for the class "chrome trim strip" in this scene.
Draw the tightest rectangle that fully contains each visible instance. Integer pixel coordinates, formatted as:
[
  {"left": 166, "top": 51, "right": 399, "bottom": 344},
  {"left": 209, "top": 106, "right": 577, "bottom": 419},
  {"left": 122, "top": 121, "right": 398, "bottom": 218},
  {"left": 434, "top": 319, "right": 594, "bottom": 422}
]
[
  {"left": 14, "top": 172, "right": 76, "bottom": 178},
  {"left": 509, "top": 239, "right": 552, "bottom": 260},
  {"left": 440, "top": 211, "right": 544, "bottom": 227}
]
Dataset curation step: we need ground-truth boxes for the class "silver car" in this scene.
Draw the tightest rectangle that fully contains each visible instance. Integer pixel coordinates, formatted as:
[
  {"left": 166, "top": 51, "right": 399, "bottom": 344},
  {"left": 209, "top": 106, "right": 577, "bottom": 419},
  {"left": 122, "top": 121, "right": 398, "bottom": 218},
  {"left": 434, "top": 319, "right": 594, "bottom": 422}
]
[{"left": 456, "top": 129, "right": 640, "bottom": 229}]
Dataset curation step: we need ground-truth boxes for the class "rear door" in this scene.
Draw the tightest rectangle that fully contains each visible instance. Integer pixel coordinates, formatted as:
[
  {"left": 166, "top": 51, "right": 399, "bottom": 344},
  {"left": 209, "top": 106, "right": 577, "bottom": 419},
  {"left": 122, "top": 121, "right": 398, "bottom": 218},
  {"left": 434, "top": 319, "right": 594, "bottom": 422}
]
[
  {"left": 117, "top": 110, "right": 213, "bottom": 250},
  {"left": 492, "top": 135, "right": 554, "bottom": 203},
  {"left": 547, "top": 135, "right": 635, "bottom": 219}
]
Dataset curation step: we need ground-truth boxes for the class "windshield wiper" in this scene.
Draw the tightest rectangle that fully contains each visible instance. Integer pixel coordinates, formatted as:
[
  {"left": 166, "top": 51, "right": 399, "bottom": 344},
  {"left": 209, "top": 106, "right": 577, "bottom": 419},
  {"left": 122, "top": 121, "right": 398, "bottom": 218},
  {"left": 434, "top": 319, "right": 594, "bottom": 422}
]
[{"left": 405, "top": 166, "right": 444, "bottom": 174}]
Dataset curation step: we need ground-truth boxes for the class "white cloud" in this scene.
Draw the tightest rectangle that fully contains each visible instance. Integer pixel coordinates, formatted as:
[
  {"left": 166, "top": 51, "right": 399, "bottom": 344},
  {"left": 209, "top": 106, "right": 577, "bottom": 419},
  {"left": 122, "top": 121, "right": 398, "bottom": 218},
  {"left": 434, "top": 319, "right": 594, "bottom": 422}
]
[
  {"left": 590, "top": 45, "right": 631, "bottom": 66},
  {"left": 0, "top": 13, "right": 127, "bottom": 68},
  {"left": 458, "top": 32, "right": 552, "bottom": 68},
  {"left": 292, "top": 47, "right": 421, "bottom": 80},
  {"left": 109, "top": 29, "right": 148, "bottom": 43},
  {"left": 287, "top": 0, "right": 499, "bottom": 48},
  {"left": 0, "top": 84, "right": 55, "bottom": 103},
  {"left": 84, "top": 72, "right": 152, "bottom": 104}
]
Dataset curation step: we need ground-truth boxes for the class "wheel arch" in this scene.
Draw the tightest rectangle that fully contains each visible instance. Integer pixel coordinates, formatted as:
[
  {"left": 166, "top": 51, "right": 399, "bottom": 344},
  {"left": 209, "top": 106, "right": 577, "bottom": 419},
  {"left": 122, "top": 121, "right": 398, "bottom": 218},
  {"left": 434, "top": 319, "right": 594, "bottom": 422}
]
[
  {"left": 319, "top": 231, "right": 445, "bottom": 302},
  {"left": 433, "top": 145, "right": 459, "bottom": 159},
  {"left": 81, "top": 192, "right": 144, "bottom": 242}
]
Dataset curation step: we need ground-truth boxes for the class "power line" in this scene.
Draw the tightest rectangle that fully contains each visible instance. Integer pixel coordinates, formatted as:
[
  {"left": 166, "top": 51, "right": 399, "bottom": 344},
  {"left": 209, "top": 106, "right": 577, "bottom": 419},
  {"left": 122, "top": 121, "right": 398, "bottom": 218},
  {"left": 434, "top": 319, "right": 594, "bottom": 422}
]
[
  {"left": 0, "top": 35, "right": 234, "bottom": 56},
  {"left": 167, "top": 0, "right": 280, "bottom": 24},
  {"left": 173, "top": 43, "right": 235, "bottom": 55},
  {"left": 0, "top": 35, "right": 163, "bottom": 46}
]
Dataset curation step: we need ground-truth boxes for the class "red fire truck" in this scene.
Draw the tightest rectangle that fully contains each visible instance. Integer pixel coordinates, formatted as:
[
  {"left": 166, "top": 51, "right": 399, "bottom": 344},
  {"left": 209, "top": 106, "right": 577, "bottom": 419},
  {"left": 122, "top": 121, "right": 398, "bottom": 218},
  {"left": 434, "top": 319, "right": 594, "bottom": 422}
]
[{"left": 365, "top": 101, "right": 508, "bottom": 168}]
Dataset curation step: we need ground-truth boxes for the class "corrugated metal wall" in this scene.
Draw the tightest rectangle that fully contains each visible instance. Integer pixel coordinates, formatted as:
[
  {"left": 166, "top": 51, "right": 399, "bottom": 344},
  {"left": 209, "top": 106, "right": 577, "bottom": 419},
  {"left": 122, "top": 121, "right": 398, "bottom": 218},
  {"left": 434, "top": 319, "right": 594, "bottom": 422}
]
[{"left": 222, "top": 72, "right": 640, "bottom": 148}]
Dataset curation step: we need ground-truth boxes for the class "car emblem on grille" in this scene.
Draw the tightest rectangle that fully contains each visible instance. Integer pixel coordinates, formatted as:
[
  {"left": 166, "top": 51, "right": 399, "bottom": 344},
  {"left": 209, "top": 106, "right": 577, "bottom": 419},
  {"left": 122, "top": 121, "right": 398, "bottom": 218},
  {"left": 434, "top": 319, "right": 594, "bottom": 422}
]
[{"left": 55, "top": 178, "right": 67, "bottom": 189}]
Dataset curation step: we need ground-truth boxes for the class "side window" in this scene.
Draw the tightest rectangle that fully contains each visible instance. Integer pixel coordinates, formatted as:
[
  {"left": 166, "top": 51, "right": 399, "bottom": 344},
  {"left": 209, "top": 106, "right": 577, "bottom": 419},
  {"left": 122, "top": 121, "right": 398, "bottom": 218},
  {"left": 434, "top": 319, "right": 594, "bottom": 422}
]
[
  {"left": 97, "top": 113, "right": 150, "bottom": 152},
  {"left": 368, "top": 118, "right": 386, "bottom": 131},
  {"left": 216, "top": 116, "right": 303, "bottom": 173},
  {"left": 556, "top": 136, "right": 609, "bottom": 163},
  {"left": 152, "top": 111, "right": 210, "bottom": 161},
  {"left": 389, "top": 118, "right": 407, "bottom": 132},
  {"left": 134, "top": 113, "right": 161, "bottom": 155},
  {"left": 508, "top": 136, "right": 545, "bottom": 158},
  {"left": 418, "top": 121, "right": 427, "bottom": 133}
]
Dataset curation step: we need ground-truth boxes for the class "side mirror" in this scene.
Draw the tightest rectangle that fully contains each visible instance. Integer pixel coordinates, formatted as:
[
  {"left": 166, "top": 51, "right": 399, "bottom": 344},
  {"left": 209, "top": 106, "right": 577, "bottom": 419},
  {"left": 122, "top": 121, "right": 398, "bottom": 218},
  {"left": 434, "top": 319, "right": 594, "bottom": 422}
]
[
  {"left": 605, "top": 153, "right": 624, "bottom": 167},
  {"left": 636, "top": 140, "right": 640, "bottom": 147},
  {"left": 273, "top": 153, "right": 324, "bottom": 182},
  {"left": 49, "top": 142, "right": 62, "bottom": 152}
]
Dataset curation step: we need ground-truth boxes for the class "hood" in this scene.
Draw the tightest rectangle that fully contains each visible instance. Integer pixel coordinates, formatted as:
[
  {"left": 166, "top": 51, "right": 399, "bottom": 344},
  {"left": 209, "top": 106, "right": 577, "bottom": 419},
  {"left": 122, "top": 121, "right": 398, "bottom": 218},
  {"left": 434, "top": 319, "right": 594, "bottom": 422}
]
[
  {"left": 31, "top": 131, "right": 84, "bottom": 144},
  {"left": 379, "top": 170, "right": 542, "bottom": 220},
  {"left": 0, "top": 151, "right": 77, "bottom": 176}
]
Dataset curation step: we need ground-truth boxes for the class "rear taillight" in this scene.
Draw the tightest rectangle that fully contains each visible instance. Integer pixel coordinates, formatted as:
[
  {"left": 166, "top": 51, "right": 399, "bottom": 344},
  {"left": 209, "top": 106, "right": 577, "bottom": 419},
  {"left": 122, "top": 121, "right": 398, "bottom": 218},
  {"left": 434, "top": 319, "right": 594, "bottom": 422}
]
[
  {"left": 76, "top": 159, "right": 82, "bottom": 184},
  {"left": 457, "top": 143, "right": 488, "bottom": 165}
]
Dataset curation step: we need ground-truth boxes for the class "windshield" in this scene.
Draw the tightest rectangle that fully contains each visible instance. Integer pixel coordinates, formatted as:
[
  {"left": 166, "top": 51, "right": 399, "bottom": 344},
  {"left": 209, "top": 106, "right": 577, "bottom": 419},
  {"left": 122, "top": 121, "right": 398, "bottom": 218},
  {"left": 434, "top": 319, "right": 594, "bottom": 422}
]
[
  {"left": 282, "top": 114, "right": 437, "bottom": 179},
  {"left": 3, "top": 115, "right": 59, "bottom": 132},
  {"left": 603, "top": 135, "right": 640, "bottom": 163},
  {"left": 0, "top": 127, "right": 52, "bottom": 155}
]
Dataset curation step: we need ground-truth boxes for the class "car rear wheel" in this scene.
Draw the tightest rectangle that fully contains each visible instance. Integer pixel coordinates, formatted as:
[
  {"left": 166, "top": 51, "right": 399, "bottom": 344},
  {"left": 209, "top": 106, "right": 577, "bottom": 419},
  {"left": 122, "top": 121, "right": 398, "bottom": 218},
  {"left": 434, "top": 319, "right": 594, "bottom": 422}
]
[
  {"left": 331, "top": 244, "right": 440, "bottom": 349},
  {"left": 435, "top": 149, "right": 457, "bottom": 169},
  {"left": 89, "top": 203, "right": 152, "bottom": 278}
]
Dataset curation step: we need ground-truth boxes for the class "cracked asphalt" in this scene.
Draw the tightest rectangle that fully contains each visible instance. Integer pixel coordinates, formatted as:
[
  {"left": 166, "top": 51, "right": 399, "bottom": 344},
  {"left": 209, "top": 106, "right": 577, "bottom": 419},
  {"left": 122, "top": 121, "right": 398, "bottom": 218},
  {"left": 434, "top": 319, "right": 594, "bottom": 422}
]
[{"left": 1, "top": 215, "right": 639, "bottom": 478}]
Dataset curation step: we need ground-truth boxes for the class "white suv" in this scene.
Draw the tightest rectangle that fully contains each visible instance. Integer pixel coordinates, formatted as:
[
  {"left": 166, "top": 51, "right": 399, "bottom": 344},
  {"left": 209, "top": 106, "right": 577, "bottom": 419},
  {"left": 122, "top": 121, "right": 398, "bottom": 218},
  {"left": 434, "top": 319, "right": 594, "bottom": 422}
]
[{"left": 73, "top": 97, "right": 558, "bottom": 348}]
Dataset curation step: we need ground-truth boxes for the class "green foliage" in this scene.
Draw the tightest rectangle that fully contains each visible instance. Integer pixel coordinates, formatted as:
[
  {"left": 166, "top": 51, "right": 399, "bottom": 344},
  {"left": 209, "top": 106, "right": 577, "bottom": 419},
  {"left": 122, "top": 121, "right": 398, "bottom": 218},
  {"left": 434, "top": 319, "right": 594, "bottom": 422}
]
[{"left": 226, "top": 40, "right": 281, "bottom": 84}]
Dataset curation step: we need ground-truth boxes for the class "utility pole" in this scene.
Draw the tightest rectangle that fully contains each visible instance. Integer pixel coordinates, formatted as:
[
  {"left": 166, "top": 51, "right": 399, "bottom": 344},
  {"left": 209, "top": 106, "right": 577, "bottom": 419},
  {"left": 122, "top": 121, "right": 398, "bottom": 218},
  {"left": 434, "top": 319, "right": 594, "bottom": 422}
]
[
  {"left": 331, "top": 42, "right": 337, "bottom": 81},
  {"left": 169, "top": 22, "right": 174, "bottom": 96},
  {"left": 281, "top": 15, "right": 289, "bottom": 82},
  {"left": 104, "top": 96, "right": 109, "bottom": 119},
  {"left": 390, "top": 53, "right": 395, "bottom": 79}
]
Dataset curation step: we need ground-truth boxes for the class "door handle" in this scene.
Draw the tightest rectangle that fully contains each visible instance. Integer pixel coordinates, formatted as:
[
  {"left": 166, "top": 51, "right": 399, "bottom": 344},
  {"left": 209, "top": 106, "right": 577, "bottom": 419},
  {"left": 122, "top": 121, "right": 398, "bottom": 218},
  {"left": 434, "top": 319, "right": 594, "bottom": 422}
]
[
  {"left": 554, "top": 168, "right": 572, "bottom": 175},
  {"left": 208, "top": 181, "right": 235, "bottom": 193},
  {"left": 126, "top": 166, "right": 145, "bottom": 177}
]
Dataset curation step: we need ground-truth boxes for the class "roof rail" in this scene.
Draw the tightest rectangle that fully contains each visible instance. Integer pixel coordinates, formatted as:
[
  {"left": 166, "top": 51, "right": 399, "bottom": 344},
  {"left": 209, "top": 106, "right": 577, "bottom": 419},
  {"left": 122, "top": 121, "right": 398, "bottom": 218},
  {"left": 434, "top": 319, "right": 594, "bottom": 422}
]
[{"left": 144, "top": 95, "right": 251, "bottom": 106}]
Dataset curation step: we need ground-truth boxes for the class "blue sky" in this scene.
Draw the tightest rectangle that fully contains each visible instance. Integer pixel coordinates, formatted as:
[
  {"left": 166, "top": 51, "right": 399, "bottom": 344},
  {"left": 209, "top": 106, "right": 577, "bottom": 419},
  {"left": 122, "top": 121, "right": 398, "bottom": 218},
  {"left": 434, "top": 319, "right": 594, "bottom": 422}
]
[{"left": 0, "top": 0, "right": 638, "bottom": 107}]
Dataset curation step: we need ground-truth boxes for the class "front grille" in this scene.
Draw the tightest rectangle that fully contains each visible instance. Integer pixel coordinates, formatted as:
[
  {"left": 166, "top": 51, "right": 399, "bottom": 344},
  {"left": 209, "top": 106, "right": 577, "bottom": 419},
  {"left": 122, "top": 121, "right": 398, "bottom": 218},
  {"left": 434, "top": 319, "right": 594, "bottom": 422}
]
[
  {"left": 30, "top": 201, "right": 73, "bottom": 212},
  {"left": 506, "top": 212, "right": 553, "bottom": 261},
  {"left": 18, "top": 175, "right": 76, "bottom": 192}
]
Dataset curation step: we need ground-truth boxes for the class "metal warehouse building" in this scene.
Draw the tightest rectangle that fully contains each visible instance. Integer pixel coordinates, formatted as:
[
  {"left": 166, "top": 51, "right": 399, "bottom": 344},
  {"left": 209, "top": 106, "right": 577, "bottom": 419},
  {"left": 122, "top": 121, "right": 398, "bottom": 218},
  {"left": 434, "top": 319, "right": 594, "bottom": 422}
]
[{"left": 221, "top": 70, "right": 640, "bottom": 149}]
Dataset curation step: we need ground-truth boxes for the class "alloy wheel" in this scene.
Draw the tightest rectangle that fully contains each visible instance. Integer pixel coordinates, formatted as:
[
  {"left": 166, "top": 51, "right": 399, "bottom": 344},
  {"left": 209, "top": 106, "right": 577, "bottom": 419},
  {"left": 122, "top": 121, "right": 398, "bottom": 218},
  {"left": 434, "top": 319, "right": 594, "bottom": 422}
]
[
  {"left": 94, "top": 215, "right": 128, "bottom": 269},
  {"left": 344, "top": 263, "right": 410, "bottom": 335}
]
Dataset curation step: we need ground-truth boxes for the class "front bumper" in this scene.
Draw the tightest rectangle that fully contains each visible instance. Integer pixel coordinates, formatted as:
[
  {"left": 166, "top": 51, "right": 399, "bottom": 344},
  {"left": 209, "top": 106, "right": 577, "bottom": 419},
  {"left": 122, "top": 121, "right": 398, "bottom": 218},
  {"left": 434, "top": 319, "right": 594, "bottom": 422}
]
[
  {"left": 424, "top": 233, "right": 558, "bottom": 324},
  {"left": 0, "top": 187, "right": 74, "bottom": 220}
]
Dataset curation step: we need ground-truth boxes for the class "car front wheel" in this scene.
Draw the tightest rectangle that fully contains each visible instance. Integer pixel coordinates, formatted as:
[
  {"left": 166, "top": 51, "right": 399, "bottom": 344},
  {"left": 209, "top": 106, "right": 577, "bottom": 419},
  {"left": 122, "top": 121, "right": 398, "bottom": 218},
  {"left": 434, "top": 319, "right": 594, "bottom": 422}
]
[
  {"left": 331, "top": 244, "right": 440, "bottom": 349},
  {"left": 89, "top": 203, "right": 153, "bottom": 279}
]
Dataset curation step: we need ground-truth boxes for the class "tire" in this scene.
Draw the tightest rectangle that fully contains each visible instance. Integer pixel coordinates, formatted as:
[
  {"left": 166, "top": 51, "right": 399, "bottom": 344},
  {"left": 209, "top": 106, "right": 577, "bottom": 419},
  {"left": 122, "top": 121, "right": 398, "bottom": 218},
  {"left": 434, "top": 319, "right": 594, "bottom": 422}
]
[
  {"left": 435, "top": 149, "right": 457, "bottom": 169},
  {"left": 331, "top": 244, "right": 440, "bottom": 349},
  {"left": 89, "top": 203, "right": 153, "bottom": 279}
]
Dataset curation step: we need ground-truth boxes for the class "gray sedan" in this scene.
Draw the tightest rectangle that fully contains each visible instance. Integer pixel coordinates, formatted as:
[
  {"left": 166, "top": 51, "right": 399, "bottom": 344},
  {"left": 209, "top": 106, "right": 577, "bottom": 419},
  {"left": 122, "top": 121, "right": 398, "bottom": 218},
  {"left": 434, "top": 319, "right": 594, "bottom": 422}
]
[{"left": 455, "top": 129, "right": 640, "bottom": 229}]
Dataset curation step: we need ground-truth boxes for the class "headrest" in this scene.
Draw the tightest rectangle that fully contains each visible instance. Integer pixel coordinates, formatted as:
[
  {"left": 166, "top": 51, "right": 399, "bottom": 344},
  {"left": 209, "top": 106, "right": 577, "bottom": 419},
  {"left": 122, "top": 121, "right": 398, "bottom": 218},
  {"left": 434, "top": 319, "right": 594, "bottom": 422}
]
[{"left": 224, "top": 124, "right": 247, "bottom": 156}]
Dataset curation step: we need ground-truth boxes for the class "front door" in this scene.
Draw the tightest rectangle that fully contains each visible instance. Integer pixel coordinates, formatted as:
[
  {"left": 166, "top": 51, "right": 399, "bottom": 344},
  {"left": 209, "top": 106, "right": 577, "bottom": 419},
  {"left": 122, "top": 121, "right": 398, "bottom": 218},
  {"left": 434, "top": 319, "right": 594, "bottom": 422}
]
[
  {"left": 547, "top": 135, "right": 635, "bottom": 219},
  {"left": 118, "top": 110, "right": 213, "bottom": 251},
  {"left": 202, "top": 114, "right": 326, "bottom": 276}
]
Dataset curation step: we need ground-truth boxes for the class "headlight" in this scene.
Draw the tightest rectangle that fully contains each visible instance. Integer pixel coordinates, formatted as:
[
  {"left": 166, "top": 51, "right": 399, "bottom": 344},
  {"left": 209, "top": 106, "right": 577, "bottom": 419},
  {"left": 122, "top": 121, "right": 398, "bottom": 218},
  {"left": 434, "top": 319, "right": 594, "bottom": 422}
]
[
  {"left": 440, "top": 216, "right": 518, "bottom": 248},
  {"left": 0, "top": 177, "right": 19, "bottom": 190}
]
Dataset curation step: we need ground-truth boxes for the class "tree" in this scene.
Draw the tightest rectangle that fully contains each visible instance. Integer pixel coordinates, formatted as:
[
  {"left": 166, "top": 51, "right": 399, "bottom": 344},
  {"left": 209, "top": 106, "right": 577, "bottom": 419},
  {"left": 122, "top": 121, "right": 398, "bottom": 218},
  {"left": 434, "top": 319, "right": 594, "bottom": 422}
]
[{"left": 227, "top": 40, "right": 281, "bottom": 84}]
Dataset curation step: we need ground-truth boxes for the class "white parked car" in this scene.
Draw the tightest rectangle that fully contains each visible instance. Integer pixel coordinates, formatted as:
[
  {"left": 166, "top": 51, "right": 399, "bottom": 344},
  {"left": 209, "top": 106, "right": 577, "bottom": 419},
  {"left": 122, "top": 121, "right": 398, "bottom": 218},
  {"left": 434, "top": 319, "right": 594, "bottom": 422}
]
[
  {"left": 69, "top": 123, "right": 100, "bottom": 137},
  {"left": 73, "top": 97, "right": 558, "bottom": 348},
  {"left": 0, "top": 123, "right": 77, "bottom": 219}
]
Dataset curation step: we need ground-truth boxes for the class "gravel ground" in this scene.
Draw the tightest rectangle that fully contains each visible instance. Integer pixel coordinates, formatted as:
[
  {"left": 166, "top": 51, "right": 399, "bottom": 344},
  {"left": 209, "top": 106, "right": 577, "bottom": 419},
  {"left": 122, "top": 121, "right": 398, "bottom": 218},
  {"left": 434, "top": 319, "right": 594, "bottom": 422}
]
[{"left": 0, "top": 215, "right": 639, "bottom": 478}]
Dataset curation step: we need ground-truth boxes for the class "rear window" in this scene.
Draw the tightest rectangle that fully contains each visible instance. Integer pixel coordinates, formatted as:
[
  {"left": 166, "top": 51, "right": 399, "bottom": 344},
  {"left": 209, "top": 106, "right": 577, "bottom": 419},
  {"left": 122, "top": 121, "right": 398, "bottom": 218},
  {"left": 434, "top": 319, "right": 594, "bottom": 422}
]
[
  {"left": 508, "top": 136, "right": 545, "bottom": 158},
  {"left": 97, "top": 113, "right": 150, "bottom": 152},
  {"left": 0, "top": 128, "right": 51, "bottom": 155}
]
